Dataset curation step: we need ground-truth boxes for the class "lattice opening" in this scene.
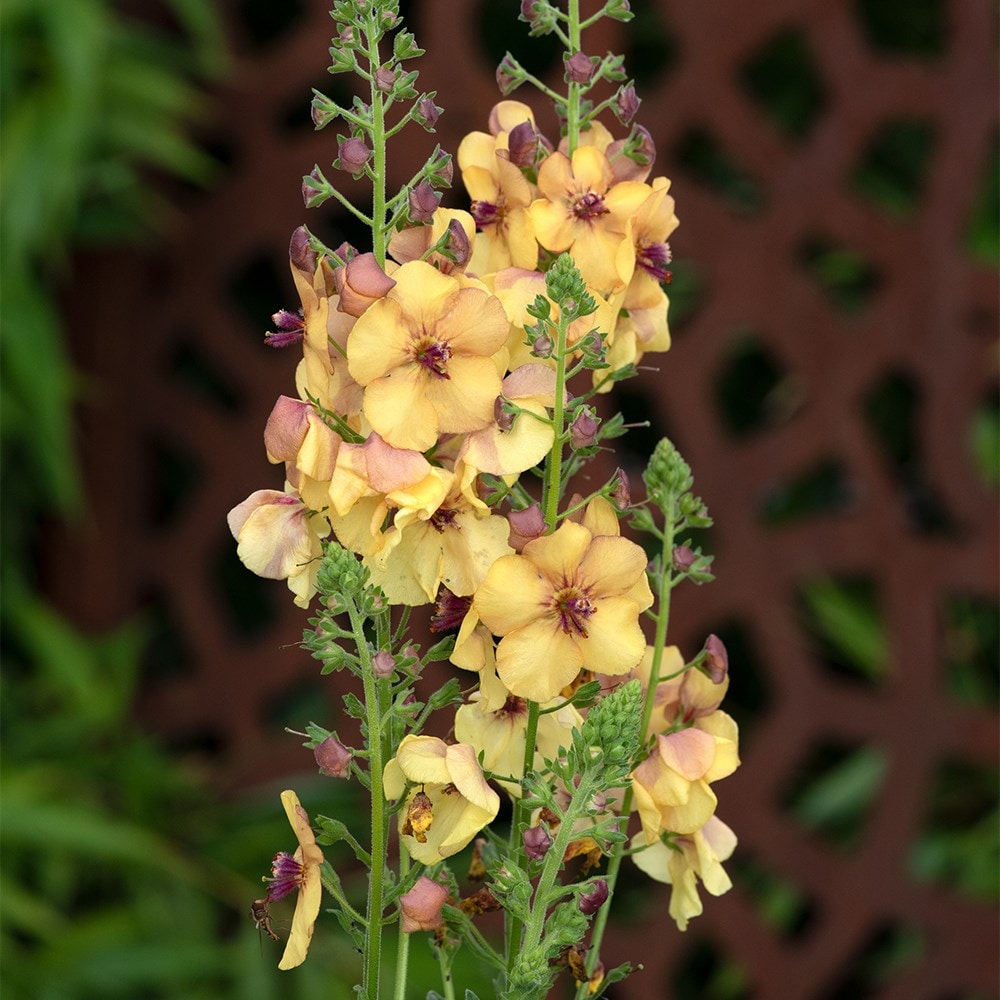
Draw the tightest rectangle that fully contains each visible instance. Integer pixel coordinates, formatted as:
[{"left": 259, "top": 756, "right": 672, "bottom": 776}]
[
  {"left": 781, "top": 741, "right": 888, "bottom": 850},
  {"left": 168, "top": 339, "right": 245, "bottom": 414},
  {"left": 739, "top": 27, "right": 827, "bottom": 140},
  {"left": 669, "top": 938, "right": 749, "bottom": 1000},
  {"left": 965, "top": 131, "right": 1000, "bottom": 263},
  {"left": 862, "top": 369, "right": 960, "bottom": 536},
  {"left": 140, "top": 591, "right": 196, "bottom": 684},
  {"left": 713, "top": 333, "right": 798, "bottom": 439},
  {"left": 910, "top": 757, "right": 999, "bottom": 900},
  {"left": 796, "top": 575, "right": 888, "bottom": 687},
  {"left": 731, "top": 852, "right": 818, "bottom": 941},
  {"left": 663, "top": 259, "right": 708, "bottom": 336},
  {"left": 969, "top": 389, "right": 999, "bottom": 487},
  {"left": 624, "top": 2, "right": 680, "bottom": 89},
  {"left": 797, "top": 235, "right": 882, "bottom": 314},
  {"left": 853, "top": 0, "right": 949, "bottom": 58},
  {"left": 263, "top": 676, "right": 328, "bottom": 735},
  {"left": 475, "top": 0, "right": 562, "bottom": 77},
  {"left": 700, "top": 618, "right": 771, "bottom": 746},
  {"left": 237, "top": 0, "right": 308, "bottom": 50},
  {"left": 816, "top": 920, "right": 927, "bottom": 999},
  {"left": 211, "top": 528, "right": 282, "bottom": 642},
  {"left": 674, "top": 127, "right": 766, "bottom": 215},
  {"left": 145, "top": 435, "right": 202, "bottom": 530},
  {"left": 851, "top": 118, "right": 936, "bottom": 220},
  {"left": 227, "top": 250, "right": 288, "bottom": 340},
  {"left": 757, "top": 457, "right": 858, "bottom": 525},
  {"left": 942, "top": 593, "right": 999, "bottom": 708}
]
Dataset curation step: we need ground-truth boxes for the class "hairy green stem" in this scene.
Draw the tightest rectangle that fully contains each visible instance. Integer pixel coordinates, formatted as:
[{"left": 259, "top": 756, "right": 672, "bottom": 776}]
[
  {"left": 392, "top": 849, "right": 411, "bottom": 1000},
  {"left": 541, "top": 307, "right": 572, "bottom": 530},
  {"left": 364, "top": 10, "right": 388, "bottom": 265},
  {"left": 565, "top": 0, "right": 582, "bottom": 155}
]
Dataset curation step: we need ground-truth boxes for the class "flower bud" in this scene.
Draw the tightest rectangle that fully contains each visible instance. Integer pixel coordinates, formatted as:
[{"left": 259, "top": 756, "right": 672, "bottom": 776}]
[
  {"left": 531, "top": 333, "right": 553, "bottom": 358},
  {"left": 337, "top": 136, "right": 371, "bottom": 174},
  {"left": 570, "top": 407, "right": 600, "bottom": 450},
  {"left": 301, "top": 167, "right": 330, "bottom": 208},
  {"left": 494, "top": 395, "right": 516, "bottom": 432},
  {"left": 703, "top": 634, "right": 729, "bottom": 683},
  {"left": 564, "top": 51, "right": 596, "bottom": 84},
  {"left": 520, "top": 0, "right": 538, "bottom": 21},
  {"left": 372, "top": 650, "right": 396, "bottom": 679},
  {"left": 374, "top": 65, "right": 396, "bottom": 92},
  {"left": 334, "top": 252, "right": 396, "bottom": 316},
  {"left": 399, "top": 877, "right": 449, "bottom": 932},
  {"left": 613, "top": 83, "right": 640, "bottom": 125},
  {"left": 417, "top": 97, "right": 441, "bottom": 129},
  {"left": 288, "top": 226, "right": 317, "bottom": 274},
  {"left": 578, "top": 879, "right": 609, "bottom": 914},
  {"left": 508, "top": 504, "right": 546, "bottom": 550},
  {"left": 314, "top": 735, "right": 353, "bottom": 778},
  {"left": 672, "top": 545, "right": 696, "bottom": 572},
  {"left": 496, "top": 53, "right": 522, "bottom": 95},
  {"left": 408, "top": 181, "right": 441, "bottom": 223},
  {"left": 444, "top": 218, "right": 471, "bottom": 268},
  {"left": 523, "top": 824, "right": 552, "bottom": 861},
  {"left": 506, "top": 119, "right": 540, "bottom": 168},
  {"left": 611, "top": 467, "right": 631, "bottom": 509}
]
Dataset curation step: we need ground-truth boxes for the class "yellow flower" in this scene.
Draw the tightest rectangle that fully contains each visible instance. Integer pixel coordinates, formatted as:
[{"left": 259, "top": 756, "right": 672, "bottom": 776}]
[
  {"left": 528, "top": 146, "right": 642, "bottom": 295},
  {"left": 346, "top": 261, "right": 509, "bottom": 452},
  {"left": 630, "top": 816, "right": 737, "bottom": 931},
  {"left": 473, "top": 514, "right": 653, "bottom": 702},
  {"left": 454, "top": 691, "right": 583, "bottom": 797},
  {"left": 383, "top": 736, "right": 500, "bottom": 864},
  {"left": 227, "top": 489, "right": 328, "bottom": 608},
  {"left": 631, "top": 720, "right": 740, "bottom": 841},
  {"left": 265, "top": 790, "right": 325, "bottom": 970}
]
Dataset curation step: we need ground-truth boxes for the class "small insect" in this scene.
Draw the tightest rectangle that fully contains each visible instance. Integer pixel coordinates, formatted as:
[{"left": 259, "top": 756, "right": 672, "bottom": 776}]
[{"left": 251, "top": 897, "right": 280, "bottom": 944}]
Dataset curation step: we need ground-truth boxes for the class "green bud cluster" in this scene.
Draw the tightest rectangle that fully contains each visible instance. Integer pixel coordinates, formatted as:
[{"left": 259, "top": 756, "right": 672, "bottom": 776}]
[
  {"left": 643, "top": 437, "right": 693, "bottom": 506},
  {"left": 544, "top": 253, "right": 595, "bottom": 319},
  {"left": 579, "top": 678, "right": 643, "bottom": 770},
  {"left": 316, "top": 540, "right": 369, "bottom": 601}
]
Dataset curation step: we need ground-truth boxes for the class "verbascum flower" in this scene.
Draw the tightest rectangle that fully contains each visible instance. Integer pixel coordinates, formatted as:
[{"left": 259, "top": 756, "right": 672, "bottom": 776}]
[
  {"left": 455, "top": 690, "right": 583, "bottom": 796},
  {"left": 227, "top": 489, "right": 328, "bottom": 607},
  {"left": 473, "top": 507, "right": 653, "bottom": 702},
  {"left": 399, "top": 876, "right": 450, "bottom": 932},
  {"left": 630, "top": 816, "right": 737, "bottom": 931},
  {"left": 388, "top": 208, "right": 477, "bottom": 275},
  {"left": 630, "top": 720, "right": 740, "bottom": 841},
  {"left": 346, "top": 261, "right": 509, "bottom": 452},
  {"left": 383, "top": 736, "right": 500, "bottom": 864},
  {"left": 265, "top": 790, "right": 325, "bottom": 969}
]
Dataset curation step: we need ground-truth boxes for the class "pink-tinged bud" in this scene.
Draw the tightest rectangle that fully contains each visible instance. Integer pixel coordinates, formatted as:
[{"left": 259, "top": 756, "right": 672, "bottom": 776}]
[
  {"left": 609, "top": 125, "right": 657, "bottom": 182},
  {"left": 589, "top": 790, "right": 608, "bottom": 813},
  {"left": 417, "top": 97, "right": 441, "bottom": 129},
  {"left": 311, "top": 96, "right": 336, "bottom": 129},
  {"left": 265, "top": 310, "right": 305, "bottom": 348},
  {"left": 337, "top": 136, "right": 371, "bottom": 174},
  {"left": 496, "top": 53, "right": 521, "bottom": 95},
  {"left": 374, "top": 65, "right": 396, "bottom": 92},
  {"left": 531, "top": 333, "right": 554, "bottom": 358},
  {"left": 334, "top": 252, "right": 396, "bottom": 316},
  {"left": 703, "top": 634, "right": 729, "bottom": 683},
  {"left": 494, "top": 395, "right": 516, "bottom": 432},
  {"left": 314, "top": 734, "right": 353, "bottom": 777},
  {"left": 565, "top": 51, "right": 596, "bottom": 84},
  {"left": 302, "top": 168, "right": 329, "bottom": 208},
  {"left": 613, "top": 84, "right": 640, "bottom": 125},
  {"left": 578, "top": 879, "right": 609, "bottom": 914},
  {"left": 445, "top": 218, "right": 471, "bottom": 268},
  {"left": 523, "top": 824, "right": 552, "bottom": 860},
  {"left": 399, "top": 877, "right": 449, "bottom": 933},
  {"left": 338, "top": 25, "right": 355, "bottom": 44},
  {"left": 506, "top": 120, "right": 540, "bottom": 168},
  {"left": 508, "top": 504, "right": 546, "bottom": 551},
  {"left": 408, "top": 181, "right": 440, "bottom": 223},
  {"left": 672, "top": 545, "right": 696, "bottom": 572},
  {"left": 520, "top": 0, "right": 538, "bottom": 21},
  {"left": 372, "top": 650, "right": 395, "bottom": 679},
  {"left": 611, "top": 468, "right": 631, "bottom": 509},
  {"left": 289, "top": 226, "right": 317, "bottom": 274},
  {"left": 570, "top": 407, "right": 600, "bottom": 450}
]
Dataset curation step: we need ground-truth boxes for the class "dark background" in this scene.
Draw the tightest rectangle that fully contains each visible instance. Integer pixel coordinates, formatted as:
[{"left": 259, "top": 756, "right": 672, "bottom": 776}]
[{"left": 2, "top": 0, "right": 997, "bottom": 997}]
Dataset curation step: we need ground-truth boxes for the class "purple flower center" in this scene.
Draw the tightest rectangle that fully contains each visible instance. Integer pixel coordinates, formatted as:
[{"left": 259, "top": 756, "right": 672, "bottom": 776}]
[
  {"left": 498, "top": 694, "right": 527, "bottom": 718},
  {"left": 553, "top": 587, "right": 595, "bottom": 637},
  {"left": 573, "top": 191, "right": 608, "bottom": 221},
  {"left": 266, "top": 851, "right": 305, "bottom": 902},
  {"left": 430, "top": 588, "right": 472, "bottom": 632},
  {"left": 636, "top": 241, "right": 673, "bottom": 282},
  {"left": 471, "top": 200, "right": 503, "bottom": 227},
  {"left": 430, "top": 507, "right": 459, "bottom": 533},
  {"left": 414, "top": 336, "right": 452, "bottom": 378}
]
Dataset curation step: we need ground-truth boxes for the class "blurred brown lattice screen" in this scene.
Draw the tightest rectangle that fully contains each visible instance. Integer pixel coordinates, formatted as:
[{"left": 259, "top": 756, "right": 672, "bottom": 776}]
[{"left": 58, "top": 0, "right": 997, "bottom": 997}]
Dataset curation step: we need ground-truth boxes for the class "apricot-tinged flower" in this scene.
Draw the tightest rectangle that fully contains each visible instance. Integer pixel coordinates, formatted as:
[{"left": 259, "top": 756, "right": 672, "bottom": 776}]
[
  {"left": 346, "top": 261, "right": 508, "bottom": 452},
  {"left": 266, "top": 790, "right": 325, "bottom": 970},
  {"left": 333, "top": 252, "right": 396, "bottom": 317},
  {"left": 631, "top": 721, "right": 740, "bottom": 841},
  {"left": 399, "top": 877, "right": 449, "bottom": 932},
  {"left": 383, "top": 736, "right": 500, "bottom": 864},
  {"left": 263, "top": 396, "right": 342, "bottom": 512},
  {"left": 528, "top": 146, "right": 641, "bottom": 294},
  {"left": 630, "top": 816, "right": 737, "bottom": 931},
  {"left": 228, "top": 490, "right": 327, "bottom": 608},
  {"left": 473, "top": 516, "right": 653, "bottom": 702}
]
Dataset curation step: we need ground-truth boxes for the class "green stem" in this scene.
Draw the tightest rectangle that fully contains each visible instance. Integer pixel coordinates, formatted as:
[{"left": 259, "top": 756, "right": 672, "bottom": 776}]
[
  {"left": 351, "top": 598, "right": 387, "bottom": 1000},
  {"left": 566, "top": 0, "right": 582, "bottom": 155},
  {"left": 364, "top": 11, "right": 388, "bottom": 265},
  {"left": 505, "top": 699, "right": 541, "bottom": 975},
  {"left": 541, "top": 308, "right": 572, "bottom": 531},
  {"left": 581, "top": 496, "right": 676, "bottom": 988},
  {"left": 437, "top": 941, "right": 457, "bottom": 1000},
  {"left": 392, "top": 849, "right": 411, "bottom": 1000}
]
